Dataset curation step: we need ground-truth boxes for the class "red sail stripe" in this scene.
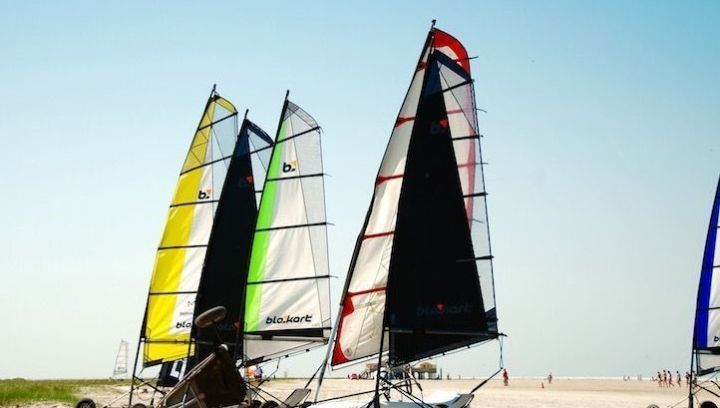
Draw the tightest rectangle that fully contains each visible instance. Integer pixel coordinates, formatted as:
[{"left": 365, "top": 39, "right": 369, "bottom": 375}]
[
  {"left": 395, "top": 116, "right": 415, "bottom": 127},
  {"left": 375, "top": 173, "right": 403, "bottom": 186},
  {"left": 362, "top": 231, "right": 394, "bottom": 240}
]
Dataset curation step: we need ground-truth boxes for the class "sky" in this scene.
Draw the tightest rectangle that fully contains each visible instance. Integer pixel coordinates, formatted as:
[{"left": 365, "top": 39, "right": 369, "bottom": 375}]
[{"left": 0, "top": 1, "right": 719, "bottom": 380}]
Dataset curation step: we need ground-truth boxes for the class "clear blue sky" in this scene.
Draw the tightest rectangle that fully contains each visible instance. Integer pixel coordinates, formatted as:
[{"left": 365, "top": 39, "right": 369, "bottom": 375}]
[{"left": 1, "top": 1, "right": 718, "bottom": 379}]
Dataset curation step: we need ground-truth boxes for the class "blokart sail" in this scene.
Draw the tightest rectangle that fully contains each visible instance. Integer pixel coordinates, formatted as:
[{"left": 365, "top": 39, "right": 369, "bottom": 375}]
[
  {"left": 243, "top": 93, "right": 331, "bottom": 366},
  {"left": 311, "top": 22, "right": 501, "bottom": 408},
  {"left": 690, "top": 176, "right": 720, "bottom": 407}
]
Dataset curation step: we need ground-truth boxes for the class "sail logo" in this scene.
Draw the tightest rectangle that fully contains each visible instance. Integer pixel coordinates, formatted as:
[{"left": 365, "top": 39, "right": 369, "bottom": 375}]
[
  {"left": 430, "top": 119, "right": 449, "bottom": 135},
  {"left": 266, "top": 314, "right": 312, "bottom": 325},
  {"left": 198, "top": 188, "right": 212, "bottom": 200},
  {"left": 416, "top": 303, "right": 473, "bottom": 317},
  {"left": 282, "top": 160, "right": 298, "bottom": 173}
]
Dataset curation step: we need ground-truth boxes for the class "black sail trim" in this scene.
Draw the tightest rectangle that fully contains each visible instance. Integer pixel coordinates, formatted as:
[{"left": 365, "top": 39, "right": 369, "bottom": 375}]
[
  {"left": 149, "top": 291, "right": 197, "bottom": 296},
  {"left": 442, "top": 79, "right": 473, "bottom": 94},
  {"left": 265, "top": 173, "right": 324, "bottom": 182},
  {"left": 463, "top": 192, "right": 487, "bottom": 198},
  {"left": 255, "top": 222, "right": 327, "bottom": 232},
  {"left": 158, "top": 244, "right": 208, "bottom": 250},
  {"left": 247, "top": 275, "right": 331, "bottom": 285},
  {"left": 170, "top": 200, "right": 219, "bottom": 208},
  {"left": 452, "top": 135, "right": 480, "bottom": 141},
  {"left": 276, "top": 126, "right": 321, "bottom": 144},
  {"left": 196, "top": 112, "right": 237, "bottom": 132}
]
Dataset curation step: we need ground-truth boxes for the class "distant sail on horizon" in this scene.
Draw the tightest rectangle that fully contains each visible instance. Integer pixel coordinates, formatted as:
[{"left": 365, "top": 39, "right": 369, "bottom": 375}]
[{"left": 112, "top": 340, "right": 129, "bottom": 378}]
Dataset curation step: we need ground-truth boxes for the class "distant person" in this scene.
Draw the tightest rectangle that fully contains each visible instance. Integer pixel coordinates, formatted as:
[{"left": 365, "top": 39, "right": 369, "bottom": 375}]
[
  {"left": 686, "top": 371, "right": 691, "bottom": 387},
  {"left": 547, "top": 372, "right": 553, "bottom": 384},
  {"left": 667, "top": 369, "right": 673, "bottom": 387},
  {"left": 656, "top": 371, "right": 662, "bottom": 387},
  {"left": 662, "top": 370, "right": 667, "bottom": 387},
  {"left": 677, "top": 371, "right": 682, "bottom": 388},
  {"left": 254, "top": 365, "right": 263, "bottom": 381},
  {"left": 502, "top": 369, "right": 509, "bottom": 386}
]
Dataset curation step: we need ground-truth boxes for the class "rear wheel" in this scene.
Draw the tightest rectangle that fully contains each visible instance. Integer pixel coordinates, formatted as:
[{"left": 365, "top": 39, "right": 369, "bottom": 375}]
[
  {"left": 701, "top": 402, "right": 719, "bottom": 408},
  {"left": 131, "top": 404, "right": 148, "bottom": 408},
  {"left": 260, "top": 401, "right": 279, "bottom": 408},
  {"left": 75, "top": 398, "right": 96, "bottom": 408}
]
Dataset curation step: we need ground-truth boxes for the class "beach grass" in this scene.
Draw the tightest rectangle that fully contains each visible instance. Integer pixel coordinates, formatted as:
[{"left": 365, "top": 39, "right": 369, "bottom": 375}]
[{"left": 0, "top": 379, "right": 129, "bottom": 406}]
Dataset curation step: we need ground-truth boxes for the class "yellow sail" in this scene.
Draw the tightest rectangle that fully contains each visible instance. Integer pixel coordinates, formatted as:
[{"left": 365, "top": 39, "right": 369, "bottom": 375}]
[{"left": 142, "top": 92, "right": 238, "bottom": 366}]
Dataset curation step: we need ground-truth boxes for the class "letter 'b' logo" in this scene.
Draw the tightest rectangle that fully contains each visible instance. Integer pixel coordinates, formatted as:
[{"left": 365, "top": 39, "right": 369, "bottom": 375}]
[
  {"left": 198, "top": 188, "right": 211, "bottom": 200},
  {"left": 282, "top": 161, "right": 297, "bottom": 173}
]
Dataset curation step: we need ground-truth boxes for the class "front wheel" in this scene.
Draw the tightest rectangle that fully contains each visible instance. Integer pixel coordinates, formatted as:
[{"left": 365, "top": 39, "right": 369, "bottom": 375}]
[{"left": 75, "top": 398, "right": 96, "bottom": 408}]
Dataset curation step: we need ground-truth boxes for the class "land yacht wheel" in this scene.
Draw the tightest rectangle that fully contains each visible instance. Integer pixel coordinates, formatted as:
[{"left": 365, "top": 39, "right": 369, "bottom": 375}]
[
  {"left": 646, "top": 405, "right": 659, "bottom": 408},
  {"left": 131, "top": 404, "right": 148, "bottom": 408},
  {"left": 75, "top": 398, "right": 96, "bottom": 408},
  {"left": 260, "top": 401, "right": 279, "bottom": 408},
  {"left": 700, "top": 402, "right": 719, "bottom": 408}
]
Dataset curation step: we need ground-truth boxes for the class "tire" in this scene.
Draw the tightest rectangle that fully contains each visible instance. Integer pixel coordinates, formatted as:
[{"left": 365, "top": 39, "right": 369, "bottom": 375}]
[
  {"left": 646, "top": 405, "right": 659, "bottom": 408},
  {"left": 701, "top": 402, "right": 719, "bottom": 408},
  {"left": 261, "top": 401, "right": 279, "bottom": 408},
  {"left": 299, "top": 403, "right": 312, "bottom": 408},
  {"left": 75, "top": 398, "right": 96, "bottom": 408},
  {"left": 131, "top": 404, "right": 148, "bottom": 408}
]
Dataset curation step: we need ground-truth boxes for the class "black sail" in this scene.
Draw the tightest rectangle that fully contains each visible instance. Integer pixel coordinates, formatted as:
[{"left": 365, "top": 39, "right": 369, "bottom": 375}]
[
  {"left": 386, "top": 50, "right": 491, "bottom": 366},
  {"left": 193, "top": 119, "right": 273, "bottom": 361}
]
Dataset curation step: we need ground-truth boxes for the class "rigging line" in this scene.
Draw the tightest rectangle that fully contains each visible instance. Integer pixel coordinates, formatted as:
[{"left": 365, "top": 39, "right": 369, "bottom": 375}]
[
  {"left": 255, "top": 221, "right": 328, "bottom": 232},
  {"left": 196, "top": 112, "right": 237, "bottom": 132},
  {"left": 265, "top": 172, "right": 325, "bottom": 182},
  {"left": 469, "top": 367, "right": 502, "bottom": 394},
  {"left": 247, "top": 275, "right": 331, "bottom": 285},
  {"left": 170, "top": 199, "right": 219, "bottom": 208}
]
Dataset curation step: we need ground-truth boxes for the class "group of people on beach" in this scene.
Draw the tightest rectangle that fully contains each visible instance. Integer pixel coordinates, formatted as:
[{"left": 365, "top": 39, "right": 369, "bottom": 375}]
[{"left": 653, "top": 370, "right": 692, "bottom": 387}]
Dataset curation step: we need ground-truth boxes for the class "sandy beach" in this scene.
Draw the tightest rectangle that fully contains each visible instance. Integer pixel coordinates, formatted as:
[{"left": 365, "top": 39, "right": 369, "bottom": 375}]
[{"left": 63, "top": 378, "right": 719, "bottom": 408}]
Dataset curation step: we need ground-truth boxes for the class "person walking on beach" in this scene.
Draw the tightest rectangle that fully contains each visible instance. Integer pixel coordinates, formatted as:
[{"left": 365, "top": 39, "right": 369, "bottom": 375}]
[
  {"left": 667, "top": 369, "right": 673, "bottom": 387},
  {"left": 502, "top": 369, "right": 509, "bottom": 386},
  {"left": 676, "top": 371, "right": 682, "bottom": 388},
  {"left": 657, "top": 371, "right": 662, "bottom": 387},
  {"left": 547, "top": 372, "right": 553, "bottom": 384}
]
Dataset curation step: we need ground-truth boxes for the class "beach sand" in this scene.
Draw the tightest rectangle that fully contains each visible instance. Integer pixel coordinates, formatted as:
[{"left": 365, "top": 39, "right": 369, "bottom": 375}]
[{"left": 67, "top": 378, "right": 720, "bottom": 408}]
